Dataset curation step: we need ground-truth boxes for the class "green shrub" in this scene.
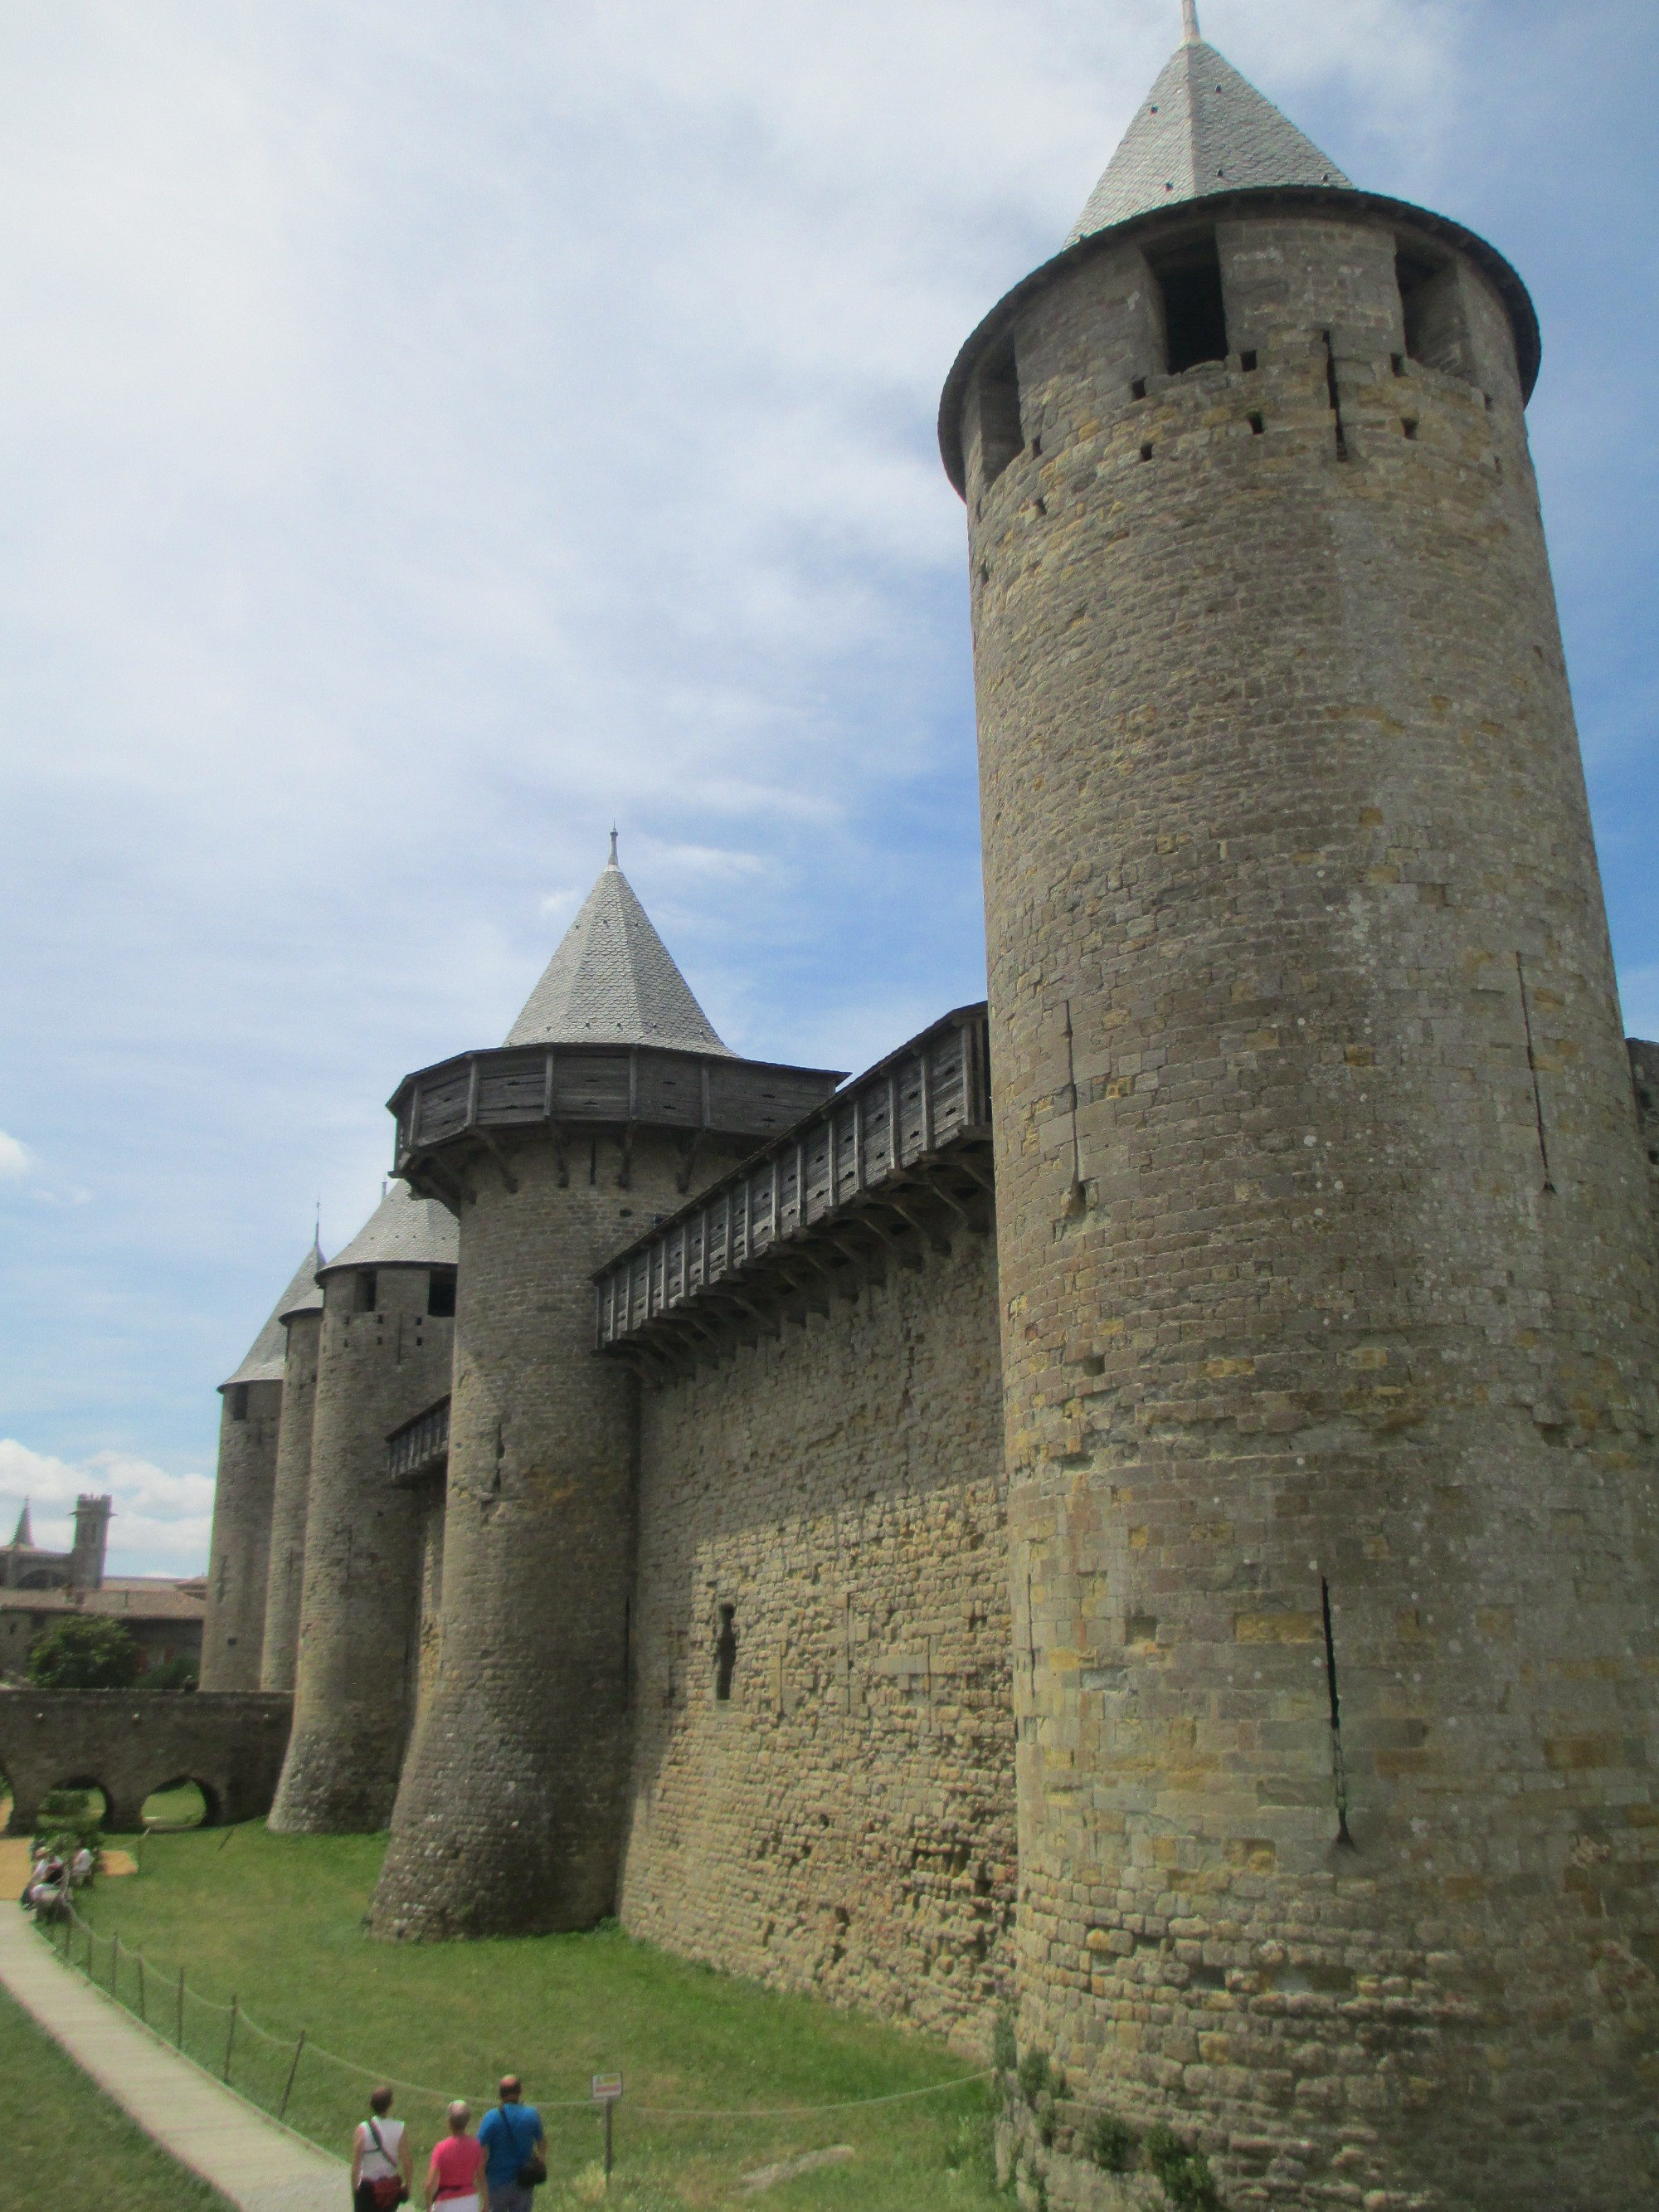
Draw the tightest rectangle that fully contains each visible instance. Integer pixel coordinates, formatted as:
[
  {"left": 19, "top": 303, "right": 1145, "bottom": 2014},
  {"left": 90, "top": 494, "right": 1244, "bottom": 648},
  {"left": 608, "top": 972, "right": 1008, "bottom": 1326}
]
[
  {"left": 32, "top": 1787, "right": 103, "bottom": 1862},
  {"left": 1085, "top": 2110, "right": 1139, "bottom": 2172},
  {"left": 1016, "top": 2046, "right": 1052, "bottom": 2103},
  {"left": 27, "top": 1617, "right": 139, "bottom": 1690},
  {"left": 1145, "top": 2122, "right": 1221, "bottom": 2210},
  {"left": 141, "top": 1654, "right": 198, "bottom": 1693}
]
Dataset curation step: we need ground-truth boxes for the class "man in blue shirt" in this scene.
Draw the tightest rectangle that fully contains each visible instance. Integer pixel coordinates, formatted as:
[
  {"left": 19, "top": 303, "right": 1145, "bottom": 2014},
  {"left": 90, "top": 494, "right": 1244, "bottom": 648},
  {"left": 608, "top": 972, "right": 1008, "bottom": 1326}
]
[{"left": 477, "top": 2075, "right": 545, "bottom": 2210}]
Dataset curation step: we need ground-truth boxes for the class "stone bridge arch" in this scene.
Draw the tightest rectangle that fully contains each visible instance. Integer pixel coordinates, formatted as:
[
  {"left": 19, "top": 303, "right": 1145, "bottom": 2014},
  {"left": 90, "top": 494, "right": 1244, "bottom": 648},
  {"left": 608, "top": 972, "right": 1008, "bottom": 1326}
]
[{"left": 0, "top": 1691, "right": 291, "bottom": 1834}]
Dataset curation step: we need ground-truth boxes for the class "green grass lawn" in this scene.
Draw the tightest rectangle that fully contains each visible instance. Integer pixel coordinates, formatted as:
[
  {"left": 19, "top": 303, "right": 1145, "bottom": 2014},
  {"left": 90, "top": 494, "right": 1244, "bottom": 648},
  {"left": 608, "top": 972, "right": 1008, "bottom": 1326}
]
[
  {"left": 61, "top": 1822, "right": 1003, "bottom": 2210},
  {"left": 0, "top": 1980, "right": 232, "bottom": 2211}
]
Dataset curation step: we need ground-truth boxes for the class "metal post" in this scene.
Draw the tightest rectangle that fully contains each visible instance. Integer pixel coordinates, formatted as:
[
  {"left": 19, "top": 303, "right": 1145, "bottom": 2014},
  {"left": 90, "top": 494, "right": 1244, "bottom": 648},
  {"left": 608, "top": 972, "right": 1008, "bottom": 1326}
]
[
  {"left": 279, "top": 2028, "right": 307, "bottom": 2122},
  {"left": 604, "top": 2099, "right": 614, "bottom": 2188},
  {"left": 177, "top": 1966, "right": 186, "bottom": 2050},
  {"left": 111, "top": 1931, "right": 120, "bottom": 1996},
  {"left": 223, "top": 1995, "right": 238, "bottom": 2083},
  {"left": 136, "top": 1951, "right": 146, "bottom": 2025}
]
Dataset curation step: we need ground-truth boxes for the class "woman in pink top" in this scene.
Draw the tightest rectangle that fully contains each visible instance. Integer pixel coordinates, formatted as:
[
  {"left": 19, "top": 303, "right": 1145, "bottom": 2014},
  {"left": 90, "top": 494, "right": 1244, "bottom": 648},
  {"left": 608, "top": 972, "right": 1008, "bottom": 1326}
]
[{"left": 426, "top": 2101, "right": 487, "bottom": 2212}]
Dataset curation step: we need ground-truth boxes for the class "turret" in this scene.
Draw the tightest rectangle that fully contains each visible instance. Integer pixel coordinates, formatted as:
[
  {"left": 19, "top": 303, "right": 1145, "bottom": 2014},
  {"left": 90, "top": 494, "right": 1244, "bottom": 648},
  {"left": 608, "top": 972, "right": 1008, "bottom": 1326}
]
[
  {"left": 945, "top": 10, "right": 1658, "bottom": 2205},
  {"left": 201, "top": 1245, "right": 320, "bottom": 1690},
  {"left": 267, "top": 1187, "right": 458, "bottom": 1830},
  {"left": 258, "top": 1243, "right": 326, "bottom": 1691},
  {"left": 68, "top": 1494, "right": 111, "bottom": 1592},
  {"left": 370, "top": 843, "right": 841, "bottom": 1936}
]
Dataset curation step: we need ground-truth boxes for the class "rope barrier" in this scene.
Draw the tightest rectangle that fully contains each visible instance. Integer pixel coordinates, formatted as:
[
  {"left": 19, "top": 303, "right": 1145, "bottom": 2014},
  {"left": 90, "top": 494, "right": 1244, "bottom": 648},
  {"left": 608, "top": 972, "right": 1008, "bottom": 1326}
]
[{"left": 36, "top": 1895, "right": 992, "bottom": 2132}]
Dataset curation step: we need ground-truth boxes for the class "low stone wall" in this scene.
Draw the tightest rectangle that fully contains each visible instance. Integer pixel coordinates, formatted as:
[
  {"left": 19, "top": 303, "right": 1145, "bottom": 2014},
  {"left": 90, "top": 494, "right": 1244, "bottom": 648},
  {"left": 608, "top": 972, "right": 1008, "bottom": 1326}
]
[
  {"left": 620, "top": 1229, "right": 1014, "bottom": 2048},
  {"left": 0, "top": 1691, "right": 292, "bottom": 1833}
]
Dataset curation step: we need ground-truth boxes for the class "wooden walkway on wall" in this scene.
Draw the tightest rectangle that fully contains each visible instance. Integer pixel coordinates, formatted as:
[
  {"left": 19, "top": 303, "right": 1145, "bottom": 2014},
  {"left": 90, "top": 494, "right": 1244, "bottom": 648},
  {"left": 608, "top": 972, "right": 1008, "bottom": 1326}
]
[{"left": 594, "top": 1004, "right": 993, "bottom": 1376}]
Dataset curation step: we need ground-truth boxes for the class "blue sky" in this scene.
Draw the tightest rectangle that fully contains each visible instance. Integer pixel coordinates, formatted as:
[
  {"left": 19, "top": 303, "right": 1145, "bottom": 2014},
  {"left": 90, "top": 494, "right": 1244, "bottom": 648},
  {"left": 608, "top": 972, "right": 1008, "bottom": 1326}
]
[{"left": 1, "top": 0, "right": 1654, "bottom": 1573}]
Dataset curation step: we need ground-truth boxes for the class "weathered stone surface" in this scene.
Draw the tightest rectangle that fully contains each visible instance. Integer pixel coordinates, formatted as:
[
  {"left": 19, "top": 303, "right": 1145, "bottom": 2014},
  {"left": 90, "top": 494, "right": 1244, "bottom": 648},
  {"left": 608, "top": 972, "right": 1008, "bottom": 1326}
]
[
  {"left": 620, "top": 1229, "right": 1014, "bottom": 2043},
  {"left": 0, "top": 1689, "right": 291, "bottom": 1832},
  {"left": 259, "top": 1307, "right": 321, "bottom": 1694},
  {"left": 200, "top": 1379, "right": 280, "bottom": 1693},
  {"left": 269, "top": 1264, "right": 454, "bottom": 1832},
  {"left": 956, "top": 197, "right": 1659, "bottom": 2206}
]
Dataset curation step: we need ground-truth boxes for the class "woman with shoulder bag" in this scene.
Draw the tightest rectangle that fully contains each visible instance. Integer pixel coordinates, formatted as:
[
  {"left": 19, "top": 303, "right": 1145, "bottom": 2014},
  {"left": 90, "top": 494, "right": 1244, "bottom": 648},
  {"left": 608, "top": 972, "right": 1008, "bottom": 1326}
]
[
  {"left": 353, "top": 2085, "right": 413, "bottom": 2212},
  {"left": 426, "top": 2102, "right": 488, "bottom": 2212}
]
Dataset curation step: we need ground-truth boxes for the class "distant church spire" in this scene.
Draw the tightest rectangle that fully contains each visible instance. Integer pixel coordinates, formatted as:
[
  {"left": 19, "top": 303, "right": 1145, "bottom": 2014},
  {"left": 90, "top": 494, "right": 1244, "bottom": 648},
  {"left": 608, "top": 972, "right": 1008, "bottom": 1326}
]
[
  {"left": 11, "top": 1501, "right": 32, "bottom": 1549},
  {"left": 609, "top": 826, "right": 620, "bottom": 868},
  {"left": 1181, "top": 0, "right": 1200, "bottom": 40}
]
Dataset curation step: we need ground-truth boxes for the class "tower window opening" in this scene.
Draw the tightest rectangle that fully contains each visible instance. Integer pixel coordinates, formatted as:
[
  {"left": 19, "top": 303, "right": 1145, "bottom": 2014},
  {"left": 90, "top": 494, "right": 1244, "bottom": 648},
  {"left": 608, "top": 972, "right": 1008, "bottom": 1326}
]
[
  {"left": 1139, "top": 443, "right": 1154, "bottom": 462},
  {"left": 1248, "top": 412, "right": 1265, "bottom": 436},
  {"left": 1402, "top": 418, "right": 1419, "bottom": 441},
  {"left": 426, "top": 1269, "right": 457, "bottom": 1318},
  {"left": 1130, "top": 377, "right": 1147, "bottom": 401},
  {"left": 354, "top": 1270, "right": 377, "bottom": 1313},
  {"left": 975, "top": 339, "right": 1024, "bottom": 490},
  {"left": 1396, "top": 248, "right": 1469, "bottom": 380},
  {"left": 230, "top": 1385, "right": 249, "bottom": 1422},
  {"left": 1150, "top": 235, "right": 1228, "bottom": 374},
  {"left": 1239, "top": 348, "right": 1258, "bottom": 373},
  {"left": 715, "top": 1605, "right": 737, "bottom": 1703},
  {"left": 1391, "top": 352, "right": 1405, "bottom": 377}
]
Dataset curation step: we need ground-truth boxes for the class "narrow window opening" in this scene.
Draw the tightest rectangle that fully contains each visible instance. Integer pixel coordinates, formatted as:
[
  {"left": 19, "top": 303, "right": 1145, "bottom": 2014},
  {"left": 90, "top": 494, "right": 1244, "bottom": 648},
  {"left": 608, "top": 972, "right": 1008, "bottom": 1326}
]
[
  {"left": 1139, "top": 442, "right": 1154, "bottom": 462},
  {"left": 1130, "top": 376, "right": 1148, "bottom": 401},
  {"left": 1150, "top": 234, "right": 1228, "bottom": 374},
  {"left": 975, "top": 339, "right": 1024, "bottom": 490},
  {"left": 1396, "top": 249, "right": 1470, "bottom": 380},
  {"left": 426, "top": 1269, "right": 457, "bottom": 1318},
  {"left": 1402, "top": 417, "right": 1419, "bottom": 441},
  {"left": 354, "top": 1269, "right": 377, "bottom": 1313},
  {"left": 715, "top": 1605, "right": 737, "bottom": 1703},
  {"left": 1390, "top": 352, "right": 1405, "bottom": 378},
  {"left": 1030, "top": 433, "right": 1042, "bottom": 456},
  {"left": 1033, "top": 494, "right": 1048, "bottom": 517},
  {"left": 1321, "top": 1578, "right": 1355, "bottom": 1849},
  {"left": 230, "top": 1385, "right": 249, "bottom": 1422},
  {"left": 1322, "top": 332, "right": 1349, "bottom": 460},
  {"left": 978, "top": 559, "right": 989, "bottom": 586},
  {"left": 1239, "top": 348, "right": 1258, "bottom": 373},
  {"left": 1248, "top": 412, "right": 1265, "bottom": 436}
]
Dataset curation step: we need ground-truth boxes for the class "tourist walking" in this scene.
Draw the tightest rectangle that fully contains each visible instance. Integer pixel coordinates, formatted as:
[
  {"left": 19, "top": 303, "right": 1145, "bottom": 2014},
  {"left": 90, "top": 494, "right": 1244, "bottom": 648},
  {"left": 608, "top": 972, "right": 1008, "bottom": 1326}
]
[
  {"left": 353, "top": 2085, "right": 413, "bottom": 2211},
  {"left": 477, "top": 2075, "right": 546, "bottom": 2207},
  {"left": 426, "top": 2101, "right": 487, "bottom": 2212}
]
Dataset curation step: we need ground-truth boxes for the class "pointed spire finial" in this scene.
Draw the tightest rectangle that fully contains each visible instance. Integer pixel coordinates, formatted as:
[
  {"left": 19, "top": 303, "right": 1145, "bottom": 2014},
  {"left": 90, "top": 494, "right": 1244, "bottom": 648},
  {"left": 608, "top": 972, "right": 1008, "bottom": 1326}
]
[
  {"left": 608, "top": 826, "right": 620, "bottom": 868},
  {"left": 1181, "top": 0, "right": 1200, "bottom": 40}
]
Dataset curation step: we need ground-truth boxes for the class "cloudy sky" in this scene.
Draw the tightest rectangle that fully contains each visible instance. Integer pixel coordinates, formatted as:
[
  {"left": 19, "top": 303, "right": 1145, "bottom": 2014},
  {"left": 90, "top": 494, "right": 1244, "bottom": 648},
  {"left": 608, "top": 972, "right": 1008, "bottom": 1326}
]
[{"left": 1, "top": 0, "right": 1654, "bottom": 1575}]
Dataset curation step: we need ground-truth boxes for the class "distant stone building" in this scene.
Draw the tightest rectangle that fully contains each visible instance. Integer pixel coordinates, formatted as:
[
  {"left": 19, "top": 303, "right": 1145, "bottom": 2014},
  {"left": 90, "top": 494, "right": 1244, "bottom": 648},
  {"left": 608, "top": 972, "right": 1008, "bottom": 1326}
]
[
  {"left": 198, "top": 14, "right": 1659, "bottom": 2206},
  {"left": 0, "top": 1496, "right": 204, "bottom": 1682}
]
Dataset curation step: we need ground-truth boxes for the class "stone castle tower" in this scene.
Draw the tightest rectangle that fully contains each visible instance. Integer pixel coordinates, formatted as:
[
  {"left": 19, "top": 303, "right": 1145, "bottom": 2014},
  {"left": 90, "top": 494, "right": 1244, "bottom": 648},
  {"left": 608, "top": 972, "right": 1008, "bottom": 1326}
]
[
  {"left": 269, "top": 1184, "right": 459, "bottom": 1830},
  {"left": 259, "top": 1245, "right": 326, "bottom": 1693},
  {"left": 368, "top": 844, "right": 840, "bottom": 1935},
  {"left": 201, "top": 1242, "right": 322, "bottom": 1690},
  {"left": 943, "top": 6, "right": 1659, "bottom": 2202}
]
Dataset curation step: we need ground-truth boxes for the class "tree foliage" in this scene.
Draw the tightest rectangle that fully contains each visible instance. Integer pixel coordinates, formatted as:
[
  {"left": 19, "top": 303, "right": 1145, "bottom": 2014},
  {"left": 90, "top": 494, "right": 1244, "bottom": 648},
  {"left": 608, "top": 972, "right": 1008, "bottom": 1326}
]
[{"left": 26, "top": 1615, "right": 141, "bottom": 1689}]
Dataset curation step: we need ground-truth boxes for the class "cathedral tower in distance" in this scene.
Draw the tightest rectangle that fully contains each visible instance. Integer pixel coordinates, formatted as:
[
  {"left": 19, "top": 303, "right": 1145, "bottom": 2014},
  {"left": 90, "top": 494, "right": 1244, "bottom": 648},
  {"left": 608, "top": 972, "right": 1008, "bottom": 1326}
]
[{"left": 943, "top": 7, "right": 1658, "bottom": 2204}]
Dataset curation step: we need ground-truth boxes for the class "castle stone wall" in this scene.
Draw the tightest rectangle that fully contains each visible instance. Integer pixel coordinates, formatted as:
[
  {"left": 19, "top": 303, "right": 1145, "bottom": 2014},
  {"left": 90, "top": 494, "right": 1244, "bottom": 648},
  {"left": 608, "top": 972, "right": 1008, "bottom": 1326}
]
[
  {"left": 1632, "top": 1039, "right": 1659, "bottom": 1259},
  {"left": 619, "top": 1228, "right": 1014, "bottom": 2044},
  {"left": 0, "top": 1690, "right": 291, "bottom": 1833},
  {"left": 260, "top": 1306, "right": 321, "bottom": 1693},
  {"left": 269, "top": 1268, "right": 453, "bottom": 1831},
  {"left": 961, "top": 203, "right": 1659, "bottom": 2207},
  {"left": 200, "top": 1379, "right": 280, "bottom": 1692}
]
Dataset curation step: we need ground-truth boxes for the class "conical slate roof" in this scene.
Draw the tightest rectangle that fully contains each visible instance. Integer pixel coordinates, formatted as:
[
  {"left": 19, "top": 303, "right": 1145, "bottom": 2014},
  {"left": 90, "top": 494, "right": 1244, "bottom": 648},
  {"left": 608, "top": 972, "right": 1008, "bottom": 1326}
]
[
  {"left": 321, "top": 1182, "right": 459, "bottom": 1277},
  {"left": 1067, "top": 20, "right": 1348, "bottom": 244},
  {"left": 221, "top": 1240, "right": 327, "bottom": 1391},
  {"left": 506, "top": 840, "right": 732, "bottom": 1056},
  {"left": 10, "top": 1502, "right": 32, "bottom": 1548}
]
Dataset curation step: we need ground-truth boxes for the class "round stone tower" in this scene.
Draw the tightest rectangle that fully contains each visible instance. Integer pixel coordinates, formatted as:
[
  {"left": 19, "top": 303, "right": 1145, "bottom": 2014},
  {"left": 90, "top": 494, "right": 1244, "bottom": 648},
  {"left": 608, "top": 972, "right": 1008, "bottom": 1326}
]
[
  {"left": 258, "top": 1244, "right": 325, "bottom": 1693},
  {"left": 369, "top": 843, "right": 841, "bottom": 1937},
  {"left": 943, "top": 14, "right": 1659, "bottom": 2207},
  {"left": 267, "top": 1186, "right": 458, "bottom": 1830},
  {"left": 201, "top": 1243, "right": 321, "bottom": 1692}
]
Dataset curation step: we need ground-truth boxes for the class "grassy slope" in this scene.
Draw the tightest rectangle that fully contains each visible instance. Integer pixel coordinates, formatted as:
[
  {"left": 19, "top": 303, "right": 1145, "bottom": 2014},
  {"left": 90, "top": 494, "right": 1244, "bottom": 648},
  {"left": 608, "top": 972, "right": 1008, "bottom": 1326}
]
[
  {"left": 0, "top": 1981, "right": 232, "bottom": 2211},
  {"left": 67, "top": 1823, "right": 1000, "bottom": 2211}
]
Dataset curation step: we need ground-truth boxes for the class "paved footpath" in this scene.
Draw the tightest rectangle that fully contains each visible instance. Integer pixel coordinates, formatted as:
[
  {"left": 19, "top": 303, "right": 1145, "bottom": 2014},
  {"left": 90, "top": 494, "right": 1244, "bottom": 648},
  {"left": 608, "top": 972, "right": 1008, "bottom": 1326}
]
[{"left": 0, "top": 1890, "right": 345, "bottom": 2212}]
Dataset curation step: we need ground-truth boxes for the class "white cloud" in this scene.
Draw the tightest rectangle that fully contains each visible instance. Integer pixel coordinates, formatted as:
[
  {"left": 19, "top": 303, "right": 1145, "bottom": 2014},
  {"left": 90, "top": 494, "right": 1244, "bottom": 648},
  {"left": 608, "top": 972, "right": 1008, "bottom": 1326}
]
[
  {"left": 0, "top": 1130, "right": 27, "bottom": 1177},
  {"left": 0, "top": 1440, "right": 212, "bottom": 1580}
]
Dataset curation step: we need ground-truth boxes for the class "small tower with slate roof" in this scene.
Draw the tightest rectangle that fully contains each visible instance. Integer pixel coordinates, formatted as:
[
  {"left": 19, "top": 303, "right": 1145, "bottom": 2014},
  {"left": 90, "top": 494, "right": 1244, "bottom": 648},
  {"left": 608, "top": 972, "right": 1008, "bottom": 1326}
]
[
  {"left": 202, "top": 1243, "right": 323, "bottom": 1691},
  {"left": 268, "top": 1184, "right": 459, "bottom": 1831},
  {"left": 257, "top": 1242, "right": 326, "bottom": 1692},
  {"left": 944, "top": 7, "right": 1659, "bottom": 2202},
  {"left": 369, "top": 845, "right": 841, "bottom": 1937}
]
